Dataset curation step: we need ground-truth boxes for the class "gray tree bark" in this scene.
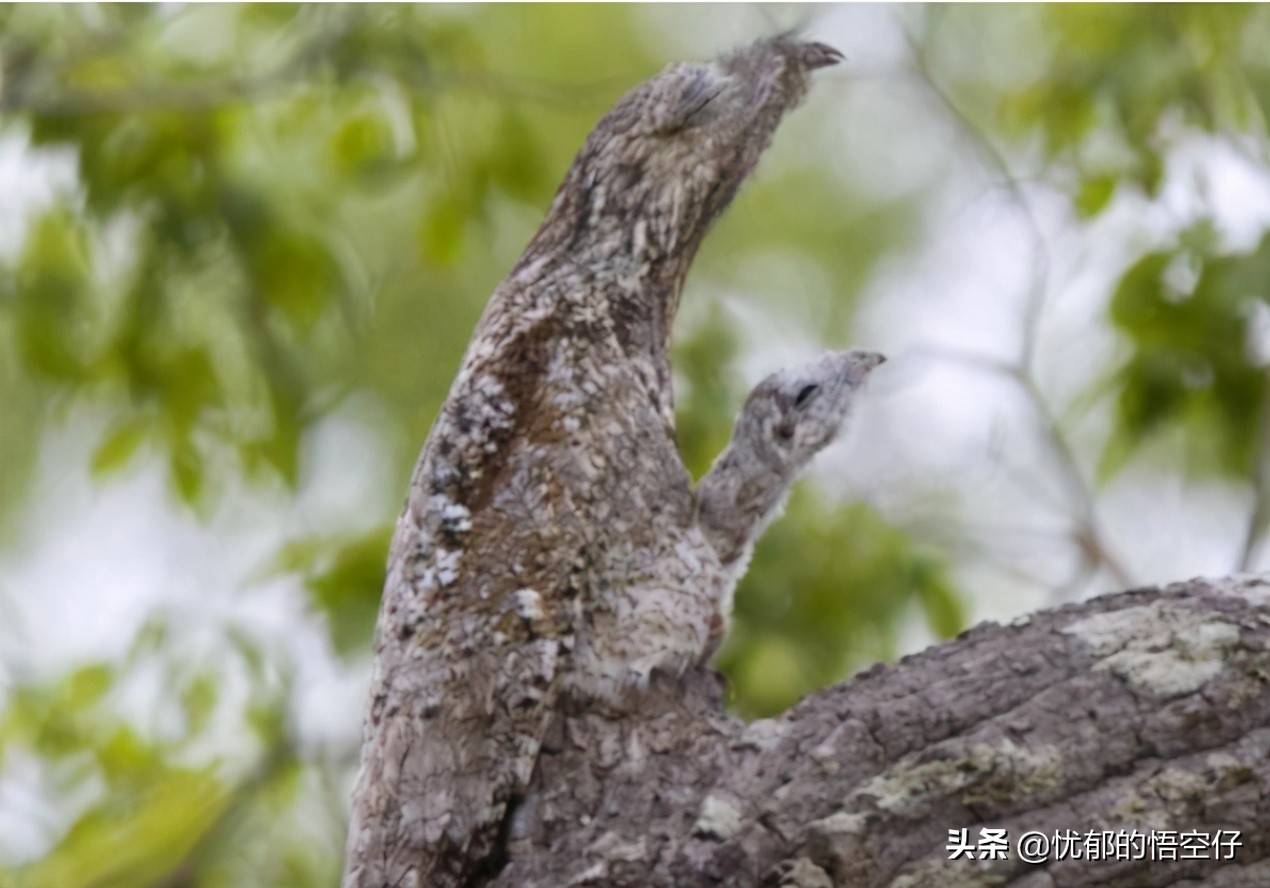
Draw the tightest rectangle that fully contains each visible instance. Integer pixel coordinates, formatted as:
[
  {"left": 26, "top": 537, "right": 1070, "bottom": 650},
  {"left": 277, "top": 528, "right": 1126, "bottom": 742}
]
[{"left": 489, "top": 574, "right": 1270, "bottom": 887}]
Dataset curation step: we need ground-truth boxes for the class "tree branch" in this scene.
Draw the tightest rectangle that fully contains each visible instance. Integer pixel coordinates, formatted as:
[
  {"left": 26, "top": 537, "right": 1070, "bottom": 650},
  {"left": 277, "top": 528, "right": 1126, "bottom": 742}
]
[
  {"left": 899, "top": 11, "right": 1134, "bottom": 596},
  {"left": 0, "top": 16, "right": 620, "bottom": 120},
  {"left": 488, "top": 574, "right": 1270, "bottom": 887}
]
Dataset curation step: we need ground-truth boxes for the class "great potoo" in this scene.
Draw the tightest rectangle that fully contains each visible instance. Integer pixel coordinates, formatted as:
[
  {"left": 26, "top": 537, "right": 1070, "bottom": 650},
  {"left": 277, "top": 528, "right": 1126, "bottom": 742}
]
[
  {"left": 697, "top": 349, "right": 886, "bottom": 625},
  {"left": 342, "top": 35, "right": 841, "bottom": 888}
]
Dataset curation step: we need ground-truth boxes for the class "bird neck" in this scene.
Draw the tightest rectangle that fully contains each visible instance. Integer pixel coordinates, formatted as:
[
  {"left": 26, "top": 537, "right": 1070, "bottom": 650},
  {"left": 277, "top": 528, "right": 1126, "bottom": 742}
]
[
  {"left": 696, "top": 434, "right": 793, "bottom": 567},
  {"left": 510, "top": 231, "right": 696, "bottom": 406}
]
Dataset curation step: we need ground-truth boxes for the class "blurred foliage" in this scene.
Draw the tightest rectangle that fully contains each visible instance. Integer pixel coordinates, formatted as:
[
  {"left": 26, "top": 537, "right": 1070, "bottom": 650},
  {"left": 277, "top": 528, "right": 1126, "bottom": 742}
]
[
  {"left": 1102, "top": 230, "right": 1270, "bottom": 480},
  {"left": 932, "top": 5, "right": 1270, "bottom": 485},
  {"left": 4, "top": 3, "right": 1270, "bottom": 886},
  {"left": 717, "top": 492, "right": 963, "bottom": 718},
  {"left": 0, "top": 630, "right": 330, "bottom": 888},
  {"left": 991, "top": 5, "right": 1268, "bottom": 204},
  {"left": 271, "top": 524, "right": 393, "bottom": 659}
]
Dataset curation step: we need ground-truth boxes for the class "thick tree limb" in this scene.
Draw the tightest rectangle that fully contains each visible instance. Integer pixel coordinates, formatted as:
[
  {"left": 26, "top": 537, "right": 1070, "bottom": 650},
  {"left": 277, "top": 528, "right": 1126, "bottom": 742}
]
[{"left": 493, "top": 575, "right": 1270, "bottom": 887}]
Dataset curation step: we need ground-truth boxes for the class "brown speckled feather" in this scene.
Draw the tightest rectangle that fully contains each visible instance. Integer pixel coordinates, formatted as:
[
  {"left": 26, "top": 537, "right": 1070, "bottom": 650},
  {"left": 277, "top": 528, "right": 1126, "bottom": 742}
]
[{"left": 343, "top": 35, "right": 839, "bottom": 888}]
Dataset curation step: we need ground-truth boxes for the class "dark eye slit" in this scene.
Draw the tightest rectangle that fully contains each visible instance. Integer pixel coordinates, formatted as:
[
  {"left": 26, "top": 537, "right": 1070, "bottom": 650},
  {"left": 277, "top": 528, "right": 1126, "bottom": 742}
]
[{"left": 794, "top": 384, "right": 819, "bottom": 407}]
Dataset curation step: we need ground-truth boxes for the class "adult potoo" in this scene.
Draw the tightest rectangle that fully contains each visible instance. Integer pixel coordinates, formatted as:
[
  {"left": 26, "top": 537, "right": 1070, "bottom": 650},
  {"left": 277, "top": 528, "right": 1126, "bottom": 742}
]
[{"left": 343, "top": 36, "right": 841, "bottom": 888}]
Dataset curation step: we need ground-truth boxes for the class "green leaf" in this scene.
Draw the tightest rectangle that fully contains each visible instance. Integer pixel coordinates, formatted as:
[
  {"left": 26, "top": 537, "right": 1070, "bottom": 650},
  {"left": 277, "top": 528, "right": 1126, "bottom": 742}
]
[
  {"left": 485, "top": 111, "right": 548, "bottom": 203},
  {"left": 90, "top": 419, "right": 148, "bottom": 477},
  {"left": 15, "top": 210, "right": 93, "bottom": 382},
  {"left": 169, "top": 435, "right": 204, "bottom": 505},
  {"left": 250, "top": 229, "right": 337, "bottom": 332},
  {"left": 715, "top": 493, "right": 963, "bottom": 718},
  {"left": 15, "top": 770, "right": 228, "bottom": 888},
  {"left": 62, "top": 664, "right": 115, "bottom": 712},
  {"left": 96, "top": 726, "right": 161, "bottom": 783},
  {"left": 917, "top": 574, "right": 966, "bottom": 639},
  {"left": 181, "top": 673, "right": 219, "bottom": 738},
  {"left": 303, "top": 526, "right": 391, "bottom": 657},
  {"left": 418, "top": 192, "right": 470, "bottom": 268},
  {"left": 329, "top": 112, "right": 394, "bottom": 178},
  {"left": 269, "top": 526, "right": 392, "bottom": 658},
  {"left": 1075, "top": 174, "right": 1117, "bottom": 218},
  {"left": 246, "top": 702, "right": 285, "bottom": 746},
  {"left": 1103, "top": 236, "right": 1270, "bottom": 480}
]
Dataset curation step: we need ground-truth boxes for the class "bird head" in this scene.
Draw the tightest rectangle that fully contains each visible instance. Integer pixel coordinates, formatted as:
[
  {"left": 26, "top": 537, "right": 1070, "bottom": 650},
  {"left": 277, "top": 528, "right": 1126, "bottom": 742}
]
[
  {"left": 530, "top": 35, "right": 842, "bottom": 270},
  {"left": 736, "top": 349, "right": 885, "bottom": 471}
]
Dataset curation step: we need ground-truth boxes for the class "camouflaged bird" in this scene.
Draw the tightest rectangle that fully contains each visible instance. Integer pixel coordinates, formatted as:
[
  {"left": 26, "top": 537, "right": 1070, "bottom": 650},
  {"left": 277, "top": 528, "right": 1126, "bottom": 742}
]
[
  {"left": 343, "top": 35, "right": 842, "bottom": 888},
  {"left": 697, "top": 349, "right": 885, "bottom": 623}
]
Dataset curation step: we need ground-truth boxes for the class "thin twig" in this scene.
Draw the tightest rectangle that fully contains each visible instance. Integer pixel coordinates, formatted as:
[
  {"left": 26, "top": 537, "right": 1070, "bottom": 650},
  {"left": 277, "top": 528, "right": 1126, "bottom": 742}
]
[
  {"left": 900, "top": 11, "right": 1135, "bottom": 594},
  {"left": 902, "top": 26, "right": 1051, "bottom": 374},
  {"left": 0, "top": 15, "right": 351, "bottom": 116},
  {"left": 0, "top": 12, "right": 618, "bottom": 119}
]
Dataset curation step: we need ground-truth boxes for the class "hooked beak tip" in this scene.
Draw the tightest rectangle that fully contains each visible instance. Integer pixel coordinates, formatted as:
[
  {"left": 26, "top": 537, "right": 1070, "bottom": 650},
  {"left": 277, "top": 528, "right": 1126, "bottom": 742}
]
[
  {"left": 801, "top": 42, "right": 845, "bottom": 71},
  {"left": 850, "top": 352, "right": 886, "bottom": 385}
]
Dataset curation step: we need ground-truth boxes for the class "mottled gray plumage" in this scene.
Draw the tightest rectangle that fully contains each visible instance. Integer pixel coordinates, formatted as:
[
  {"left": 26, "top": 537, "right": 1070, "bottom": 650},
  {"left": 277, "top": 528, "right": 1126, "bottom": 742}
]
[
  {"left": 343, "top": 35, "right": 839, "bottom": 888},
  {"left": 696, "top": 350, "right": 886, "bottom": 618}
]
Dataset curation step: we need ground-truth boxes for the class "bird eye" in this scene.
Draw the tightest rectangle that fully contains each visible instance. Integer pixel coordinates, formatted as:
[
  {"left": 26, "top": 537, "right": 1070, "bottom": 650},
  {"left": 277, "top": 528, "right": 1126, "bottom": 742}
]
[{"left": 794, "top": 384, "right": 819, "bottom": 407}]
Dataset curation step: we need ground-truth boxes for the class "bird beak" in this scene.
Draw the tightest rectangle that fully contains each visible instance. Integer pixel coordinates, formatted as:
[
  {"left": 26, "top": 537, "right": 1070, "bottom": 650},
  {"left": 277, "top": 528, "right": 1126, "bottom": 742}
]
[
  {"left": 845, "top": 351, "right": 886, "bottom": 386},
  {"left": 800, "top": 42, "right": 845, "bottom": 71}
]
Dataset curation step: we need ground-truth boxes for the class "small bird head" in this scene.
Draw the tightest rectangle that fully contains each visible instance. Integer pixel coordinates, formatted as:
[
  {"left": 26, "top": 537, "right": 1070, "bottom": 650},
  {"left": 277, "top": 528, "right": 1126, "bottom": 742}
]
[
  {"left": 737, "top": 349, "right": 885, "bottom": 469},
  {"left": 696, "top": 348, "right": 885, "bottom": 568},
  {"left": 535, "top": 35, "right": 841, "bottom": 271}
]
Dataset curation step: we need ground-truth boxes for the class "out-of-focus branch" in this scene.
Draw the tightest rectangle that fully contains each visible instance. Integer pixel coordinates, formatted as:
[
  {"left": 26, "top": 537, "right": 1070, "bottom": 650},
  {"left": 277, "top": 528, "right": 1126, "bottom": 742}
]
[
  {"left": 899, "top": 15, "right": 1134, "bottom": 596},
  {"left": 1017, "top": 372, "right": 1134, "bottom": 589},
  {"left": 902, "top": 26, "right": 1050, "bottom": 371},
  {"left": 0, "top": 21, "right": 349, "bottom": 116},
  {"left": 0, "top": 14, "right": 621, "bottom": 120},
  {"left": 3, "top": 63, "right": 618, "bottom": 118}
]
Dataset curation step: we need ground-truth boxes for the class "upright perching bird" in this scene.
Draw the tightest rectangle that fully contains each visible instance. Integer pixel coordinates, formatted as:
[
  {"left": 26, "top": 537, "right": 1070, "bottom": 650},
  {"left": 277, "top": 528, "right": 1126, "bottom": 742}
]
[{"left": 343, "top": 35, "right": 843, "bottom": 888}]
